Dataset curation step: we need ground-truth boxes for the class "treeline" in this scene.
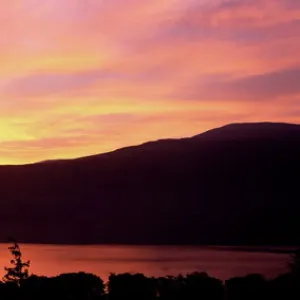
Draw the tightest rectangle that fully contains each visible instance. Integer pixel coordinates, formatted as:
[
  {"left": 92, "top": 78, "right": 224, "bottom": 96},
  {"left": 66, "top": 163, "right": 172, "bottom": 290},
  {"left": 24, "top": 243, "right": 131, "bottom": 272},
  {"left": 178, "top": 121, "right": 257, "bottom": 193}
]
[
  {"left": 2, "top": 243, "right": 300, "bottom": 299},
  {"left": 0, "top": 271, "right": 300, "bottom": 300}
]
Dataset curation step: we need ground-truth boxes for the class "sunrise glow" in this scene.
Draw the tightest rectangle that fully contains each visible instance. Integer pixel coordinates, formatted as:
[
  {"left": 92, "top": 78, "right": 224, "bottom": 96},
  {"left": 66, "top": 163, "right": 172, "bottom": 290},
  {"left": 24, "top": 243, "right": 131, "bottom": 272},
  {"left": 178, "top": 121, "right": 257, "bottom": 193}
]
[{"left": 1, "top": 0, "right": 300, "bottom": 164}]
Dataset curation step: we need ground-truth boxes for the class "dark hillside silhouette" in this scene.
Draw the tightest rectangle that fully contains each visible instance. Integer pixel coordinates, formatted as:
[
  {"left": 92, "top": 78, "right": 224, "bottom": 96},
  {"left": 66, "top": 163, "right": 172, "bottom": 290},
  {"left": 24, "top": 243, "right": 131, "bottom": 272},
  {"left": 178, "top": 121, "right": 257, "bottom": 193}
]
[{"left": 0, "top": 122, "right": 300, "bottom": 245}]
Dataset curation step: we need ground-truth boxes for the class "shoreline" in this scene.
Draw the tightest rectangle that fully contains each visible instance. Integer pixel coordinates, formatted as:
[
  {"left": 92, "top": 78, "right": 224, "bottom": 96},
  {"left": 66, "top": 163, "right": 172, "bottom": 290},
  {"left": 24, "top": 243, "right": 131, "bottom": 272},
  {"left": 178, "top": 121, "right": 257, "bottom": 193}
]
[{"left": 0, "top": 243, "right": 296, "bottom": 254}]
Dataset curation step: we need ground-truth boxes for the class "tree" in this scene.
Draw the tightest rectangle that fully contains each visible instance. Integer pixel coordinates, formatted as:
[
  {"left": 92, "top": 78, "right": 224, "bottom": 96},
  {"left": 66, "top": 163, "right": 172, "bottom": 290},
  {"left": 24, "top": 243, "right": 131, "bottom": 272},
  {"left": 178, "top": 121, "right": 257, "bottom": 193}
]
[
  {"left": 3, "top": 242, "right": 30, "bottom": 284},
  {"left": 288, "top": 249, "right": 300, "bottom": 275}
]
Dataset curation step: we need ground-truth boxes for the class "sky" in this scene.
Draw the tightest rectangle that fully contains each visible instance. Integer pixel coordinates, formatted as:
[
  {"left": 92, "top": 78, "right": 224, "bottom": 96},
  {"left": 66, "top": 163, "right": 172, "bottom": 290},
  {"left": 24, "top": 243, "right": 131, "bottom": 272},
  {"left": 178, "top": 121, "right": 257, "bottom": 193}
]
[{"left": 1, "top": 0, "right": 300, "bottom": 164}]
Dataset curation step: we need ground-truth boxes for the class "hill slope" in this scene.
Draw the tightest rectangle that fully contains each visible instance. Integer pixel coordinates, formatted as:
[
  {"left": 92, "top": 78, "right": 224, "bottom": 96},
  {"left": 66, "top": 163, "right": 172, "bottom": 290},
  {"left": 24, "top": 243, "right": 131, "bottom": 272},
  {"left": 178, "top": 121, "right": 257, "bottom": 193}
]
[{"left": 0, "top": 122, "right": 300, "bottom": 245}]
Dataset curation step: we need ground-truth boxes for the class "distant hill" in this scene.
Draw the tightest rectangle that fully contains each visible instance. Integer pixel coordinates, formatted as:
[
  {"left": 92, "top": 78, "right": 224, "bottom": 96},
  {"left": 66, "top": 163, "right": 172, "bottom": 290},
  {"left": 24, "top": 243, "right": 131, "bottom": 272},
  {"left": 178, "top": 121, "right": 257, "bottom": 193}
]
[{"left": 0, "top": 122, "right": 300, "bottom": 245}]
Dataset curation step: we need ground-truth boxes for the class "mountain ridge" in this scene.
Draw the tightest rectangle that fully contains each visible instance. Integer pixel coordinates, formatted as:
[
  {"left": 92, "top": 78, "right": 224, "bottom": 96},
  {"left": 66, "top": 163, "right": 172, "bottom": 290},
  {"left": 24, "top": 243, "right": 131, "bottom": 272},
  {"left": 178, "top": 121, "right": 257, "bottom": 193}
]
[
  {"left": 0, "top": 122, "right": 300, "bottom": 245},
  {"left": 2, "top": 122, "right": 299, "bottom": 167}
]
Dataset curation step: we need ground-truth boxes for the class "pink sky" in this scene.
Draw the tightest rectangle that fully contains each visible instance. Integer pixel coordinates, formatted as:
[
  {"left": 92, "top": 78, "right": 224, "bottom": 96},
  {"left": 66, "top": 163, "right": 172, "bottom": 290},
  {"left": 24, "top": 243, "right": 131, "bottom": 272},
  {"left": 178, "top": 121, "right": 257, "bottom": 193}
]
[{"left": 1, "top": 0, "right": 300, "bottom": 164}]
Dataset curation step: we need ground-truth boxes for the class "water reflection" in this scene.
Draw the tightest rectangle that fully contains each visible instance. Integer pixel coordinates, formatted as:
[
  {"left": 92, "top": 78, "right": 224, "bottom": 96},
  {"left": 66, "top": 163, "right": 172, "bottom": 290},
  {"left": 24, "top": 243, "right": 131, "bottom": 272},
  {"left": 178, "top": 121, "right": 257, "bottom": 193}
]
[{"left": 0, "top": 244, "right": 289, "bottom": 281}]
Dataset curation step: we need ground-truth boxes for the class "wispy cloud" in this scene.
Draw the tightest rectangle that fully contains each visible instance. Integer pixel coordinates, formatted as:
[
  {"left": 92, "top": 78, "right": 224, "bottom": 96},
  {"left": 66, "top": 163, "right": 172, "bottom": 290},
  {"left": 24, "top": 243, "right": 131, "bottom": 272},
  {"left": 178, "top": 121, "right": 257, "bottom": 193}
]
[{"left": 1, "top": 0, "right": 300, "bottom": 164}]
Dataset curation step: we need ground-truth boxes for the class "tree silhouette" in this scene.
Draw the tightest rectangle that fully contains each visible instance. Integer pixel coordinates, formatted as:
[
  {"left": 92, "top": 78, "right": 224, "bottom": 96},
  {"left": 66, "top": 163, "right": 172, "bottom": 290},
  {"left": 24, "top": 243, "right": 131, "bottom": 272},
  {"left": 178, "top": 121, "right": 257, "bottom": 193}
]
[
  {"left": 288, "top": 249, "right": 300, "bottom": 275},
  {"left": 3, "top": 242, "right": 30, "bottom": 284}
]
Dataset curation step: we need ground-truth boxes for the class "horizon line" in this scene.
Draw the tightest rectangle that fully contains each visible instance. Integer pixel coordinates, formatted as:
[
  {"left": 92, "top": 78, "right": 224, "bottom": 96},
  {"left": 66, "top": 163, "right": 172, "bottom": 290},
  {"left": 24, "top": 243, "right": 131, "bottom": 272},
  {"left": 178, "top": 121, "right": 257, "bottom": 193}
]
[{"left": 1, "top": 121, "right": 298, "bottom": 167}]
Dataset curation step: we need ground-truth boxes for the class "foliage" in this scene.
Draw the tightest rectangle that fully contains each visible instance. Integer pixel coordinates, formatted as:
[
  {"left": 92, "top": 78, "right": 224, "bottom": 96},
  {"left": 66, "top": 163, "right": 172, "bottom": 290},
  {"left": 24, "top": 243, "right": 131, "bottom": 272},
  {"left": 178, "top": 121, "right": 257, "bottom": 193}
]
[
  {"left": 0, "top": 243, "right": 300, "bottom": 299},
  {"left": 288, "top": 249, "right": 300, "bottom": 275},
  {"left": 108, "top": 273, "right": 156, "bottom": 300},
  {"left": 0, "top": 270, "right": 299, "bottom": 300},
  {"left": 3, "top": 242, "right": 30, "bottom": 284}
]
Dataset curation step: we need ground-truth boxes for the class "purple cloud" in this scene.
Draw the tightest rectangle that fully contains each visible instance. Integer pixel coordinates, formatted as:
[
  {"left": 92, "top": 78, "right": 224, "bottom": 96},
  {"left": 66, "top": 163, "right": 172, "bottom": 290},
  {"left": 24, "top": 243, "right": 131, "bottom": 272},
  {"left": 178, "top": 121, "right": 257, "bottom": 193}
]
[{"left": 3, "top": 70, "right": 124, "bottom": 97}]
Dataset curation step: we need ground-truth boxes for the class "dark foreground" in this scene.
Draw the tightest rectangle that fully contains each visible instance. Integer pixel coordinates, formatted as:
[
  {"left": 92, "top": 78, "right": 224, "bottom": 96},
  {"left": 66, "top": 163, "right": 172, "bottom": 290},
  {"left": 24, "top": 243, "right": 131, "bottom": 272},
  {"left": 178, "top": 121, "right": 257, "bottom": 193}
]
[{"left": 1, "top": 271, "right": 300, "bottom": 300}]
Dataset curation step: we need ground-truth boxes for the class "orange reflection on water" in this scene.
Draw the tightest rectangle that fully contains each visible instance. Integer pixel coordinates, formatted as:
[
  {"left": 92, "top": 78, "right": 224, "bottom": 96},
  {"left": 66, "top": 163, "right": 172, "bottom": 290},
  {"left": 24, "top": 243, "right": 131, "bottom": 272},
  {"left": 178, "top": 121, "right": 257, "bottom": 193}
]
[{"left": 0, "top": 244, "right": 289, "bottom": 281}]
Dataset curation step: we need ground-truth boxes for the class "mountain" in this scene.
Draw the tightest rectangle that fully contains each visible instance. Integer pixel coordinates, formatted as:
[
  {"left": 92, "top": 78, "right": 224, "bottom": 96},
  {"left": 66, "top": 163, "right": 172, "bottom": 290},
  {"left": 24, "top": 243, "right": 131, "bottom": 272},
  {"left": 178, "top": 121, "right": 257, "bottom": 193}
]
[{"left": 0, "top": 122, "right": 300, "bottom": 245}]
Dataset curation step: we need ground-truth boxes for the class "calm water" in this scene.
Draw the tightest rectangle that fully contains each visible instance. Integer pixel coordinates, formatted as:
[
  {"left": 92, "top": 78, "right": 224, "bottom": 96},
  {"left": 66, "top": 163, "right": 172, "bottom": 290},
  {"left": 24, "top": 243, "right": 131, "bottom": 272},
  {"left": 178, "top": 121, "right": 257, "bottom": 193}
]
[{"left": 0, "top": 244, "right": 289, "bottom": 281}]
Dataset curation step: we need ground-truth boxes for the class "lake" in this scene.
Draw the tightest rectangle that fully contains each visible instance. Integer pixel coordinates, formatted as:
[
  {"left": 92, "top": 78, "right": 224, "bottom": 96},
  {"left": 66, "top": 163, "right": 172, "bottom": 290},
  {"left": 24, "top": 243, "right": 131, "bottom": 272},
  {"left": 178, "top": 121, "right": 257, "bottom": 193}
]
[{"left": 0, "top": 244, "right": 290, "bottom": 281}]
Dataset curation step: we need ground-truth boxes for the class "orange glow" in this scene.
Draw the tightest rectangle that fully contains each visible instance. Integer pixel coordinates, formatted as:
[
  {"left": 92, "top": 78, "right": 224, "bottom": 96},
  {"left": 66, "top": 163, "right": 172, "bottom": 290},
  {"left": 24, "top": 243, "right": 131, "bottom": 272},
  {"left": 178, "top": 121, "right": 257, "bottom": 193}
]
[{"left": 1, "top": 0, "right": 300, "bottom": 164}]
